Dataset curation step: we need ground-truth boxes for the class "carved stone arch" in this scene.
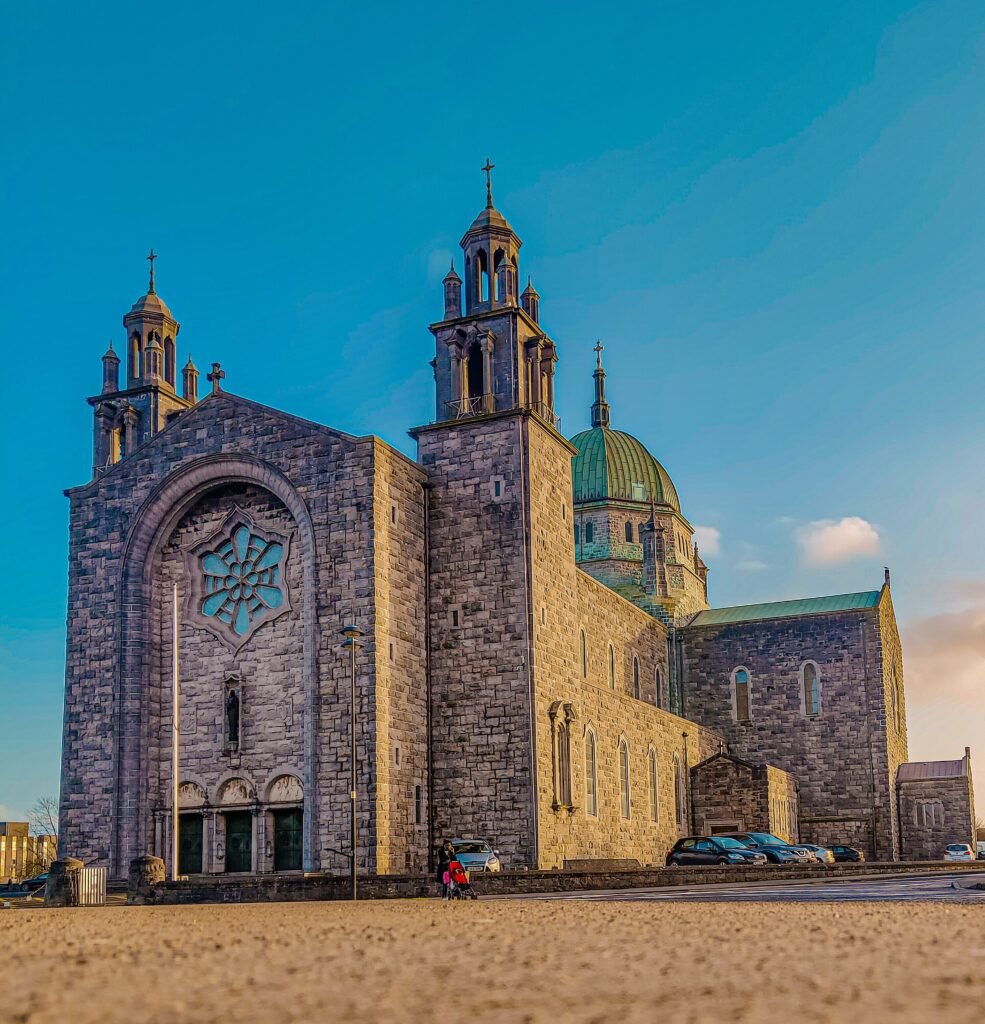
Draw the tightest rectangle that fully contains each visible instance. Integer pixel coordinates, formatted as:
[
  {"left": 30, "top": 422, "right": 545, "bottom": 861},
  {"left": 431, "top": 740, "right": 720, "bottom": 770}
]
[
  {"left": 111, "top": 453, "right": 319, "bottom": 877},
  {"left": 264, "top": 770, "right": 304, "bottom": 804},
  {"left": 215, "top": 775, "right": 256, "bottom": 807},
  {"left": 178, "top": 778, "right": 208, "bottom": 809}
]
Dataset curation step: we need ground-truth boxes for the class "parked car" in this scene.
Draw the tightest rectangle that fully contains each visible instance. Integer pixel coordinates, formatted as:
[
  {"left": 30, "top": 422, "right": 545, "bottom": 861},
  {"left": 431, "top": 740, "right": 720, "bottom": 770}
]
[
  {"left": 22, "top": 873, "right": 48, "bottom": 893},
  {"left": 451, "top": 838, "right": 502, "bottom": 873},
  {"left": 943, "top": 843, "right": 975, "bottom": 862},
  {"left": 666, "top": 835, "right": 768, "bottom": 867},
  {"left": 976, "top": 841, "right": 985, "bottom": 861},
  {"left": 718, "top": 832, "right": 814, "bottom": 864},
  {"left": 798, "top": 844, "right": 835, "bottom": 865},
  {"left": 829, "top": 845, "right": 865, "bottom": 862}
]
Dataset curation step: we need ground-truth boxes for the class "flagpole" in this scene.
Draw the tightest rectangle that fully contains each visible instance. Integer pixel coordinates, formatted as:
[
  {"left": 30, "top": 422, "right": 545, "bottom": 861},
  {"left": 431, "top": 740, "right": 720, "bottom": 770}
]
[{"left": 172, "top": 582, "right": 180, "bottom": 881}]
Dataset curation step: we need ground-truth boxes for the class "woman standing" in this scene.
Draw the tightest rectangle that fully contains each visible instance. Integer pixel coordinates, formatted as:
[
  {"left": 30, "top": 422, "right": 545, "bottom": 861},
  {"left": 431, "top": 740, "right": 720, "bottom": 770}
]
[{"left": 435, "top": 839, "right": 454, "bottom": 899}]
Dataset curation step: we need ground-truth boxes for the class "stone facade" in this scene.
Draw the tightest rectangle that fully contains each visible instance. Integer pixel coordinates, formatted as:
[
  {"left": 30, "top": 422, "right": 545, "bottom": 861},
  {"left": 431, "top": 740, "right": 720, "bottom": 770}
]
[
  {"left": 897, "top": 751, "right": 976, "bottom": 860},
  {"left": 60, "top": 178, "right": 972, "bottom": 878},
  {"left": 681, "top": 599, "right": 904, "bottom": 861},
  {"left": 690, "top": 754, "right": 799, "bottom": 842}
]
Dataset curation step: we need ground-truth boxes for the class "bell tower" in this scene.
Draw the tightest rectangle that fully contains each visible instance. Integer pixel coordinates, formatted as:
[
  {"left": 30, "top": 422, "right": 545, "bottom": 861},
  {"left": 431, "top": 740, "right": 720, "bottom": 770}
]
[
  {"left": 87, "top": 251, "right": 199, "bottom": 475},
  {"left": 429, "top": 161, "right": 558, "bottom": 425}
]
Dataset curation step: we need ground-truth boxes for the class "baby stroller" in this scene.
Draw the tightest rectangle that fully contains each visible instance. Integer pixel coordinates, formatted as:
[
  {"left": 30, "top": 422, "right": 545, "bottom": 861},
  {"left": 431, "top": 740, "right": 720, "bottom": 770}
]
[{"left": 447, "top": 859, "right": 478, "bottom": 900}]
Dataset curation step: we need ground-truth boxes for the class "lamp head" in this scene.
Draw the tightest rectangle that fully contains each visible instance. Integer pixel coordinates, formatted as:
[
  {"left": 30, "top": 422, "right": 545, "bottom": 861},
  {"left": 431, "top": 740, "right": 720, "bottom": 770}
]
[{"left": 340, "top": 623, "right": 365, "bottom": 639}]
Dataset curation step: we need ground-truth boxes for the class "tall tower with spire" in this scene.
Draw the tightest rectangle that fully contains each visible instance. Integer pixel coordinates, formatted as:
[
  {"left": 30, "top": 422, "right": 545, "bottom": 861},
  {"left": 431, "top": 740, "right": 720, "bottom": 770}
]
[
  {"left": 87, "top": 252, "right": 199, "bottom": 475},
  {"left": 428, "top": 160, "right": 557, "bottom": 424}
]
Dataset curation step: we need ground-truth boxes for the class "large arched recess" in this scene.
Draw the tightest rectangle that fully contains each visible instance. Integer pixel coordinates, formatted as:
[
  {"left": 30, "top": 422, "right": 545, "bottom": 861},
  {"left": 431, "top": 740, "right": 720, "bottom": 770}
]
[{"left": 111, "top": 454, "right": 319, "bottom": 876}]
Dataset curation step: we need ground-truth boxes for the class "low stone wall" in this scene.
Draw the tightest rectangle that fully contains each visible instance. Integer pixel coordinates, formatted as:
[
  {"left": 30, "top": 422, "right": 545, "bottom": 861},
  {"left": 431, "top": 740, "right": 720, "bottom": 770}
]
[{"left": 132, "top": 861, "right": 981, "bottom": 905}]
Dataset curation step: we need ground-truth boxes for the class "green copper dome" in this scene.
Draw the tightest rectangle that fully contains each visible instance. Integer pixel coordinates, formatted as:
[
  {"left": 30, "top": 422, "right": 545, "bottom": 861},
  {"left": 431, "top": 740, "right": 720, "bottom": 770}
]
[{"left": 569, "top": 427, "right": 680, "bottom": 511}]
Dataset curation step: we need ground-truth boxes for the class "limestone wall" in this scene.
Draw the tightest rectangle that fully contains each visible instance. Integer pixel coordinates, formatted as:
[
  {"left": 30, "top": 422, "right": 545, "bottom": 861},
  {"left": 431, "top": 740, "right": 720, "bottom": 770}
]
[
  {"left": 61, "top": 392, "right": 425, "bottom": 878},
  {"left": 690, "top": 756, "right": 799, "bottom": 842},
  {"left": 415, "top": 412, "right": 535, "bottom": 866},
  {"left": 370, "top": 441, "right": 429, "bottom": 874},
  {"left": 526, "top": 419, "right": 723, "bottom": 868},
  {"left": 898, "top": 775, "right": 976, "bottom": 860},
  {"left": 681, "top": 598, "right": 899, "bottom": 860}
]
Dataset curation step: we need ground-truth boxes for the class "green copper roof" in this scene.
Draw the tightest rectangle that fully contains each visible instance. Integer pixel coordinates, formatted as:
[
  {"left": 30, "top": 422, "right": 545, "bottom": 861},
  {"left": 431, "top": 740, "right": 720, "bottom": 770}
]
[
  {"left": 569, "top": 426, "right": 680, "bottom": 510},
  {"left": 689, "top": 591, "right": 881, "bottom": 627}
]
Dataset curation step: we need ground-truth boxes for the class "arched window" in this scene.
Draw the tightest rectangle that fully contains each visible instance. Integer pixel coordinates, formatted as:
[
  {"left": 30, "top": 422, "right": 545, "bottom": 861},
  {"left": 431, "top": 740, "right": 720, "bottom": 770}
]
[
  {"left": 731, "top": 667, "right": 751, "bottom": 722},
  {"left": 550, "top": 707, "right": 573, "bottom": 810},
  {"left": 673, "top": 754, "right": 687, "bottom": 828},
  {"left": 802, "top": 662, "right": 820, "bottom": 716},
  {"left": 476, "top": 248, "right": 489, "bottom": 303},
  {"left": 579, "top": 629, "right": 588, "bottom": 678},
  {"left": 633, "top": 656, "right": 641, "bottom": 699},
  {"left": 647, "top": 748, "right": 659, "bottom": 821},
  {"left": 618, "top": 738, "right": 631, "bottom": 819},
  {"left": 574, "top": 523, "right": 580, "bottom": 544},
  {"left": 466, "top": 342, "right": 484, "bottom": 402},
  {"left": 130, "top": 332, "right": 142, "bottom": 380},
  {"left": 584, "top": 728, "right": 598, "bottom": 817},
  {"left": 624, "top": 520, "right": 633, "bottom": 542},
  {"left": 655, "top": 666, "right": 663, "bottom": 709},
  {"left": 608, "top": 644, "right": 616, "bottom": 689},
  {"left": 585, "top": 521, "right": 594, "bottom": 543},
  {"left": 164, "top": 336, "right": 176, "bottom": 386}
]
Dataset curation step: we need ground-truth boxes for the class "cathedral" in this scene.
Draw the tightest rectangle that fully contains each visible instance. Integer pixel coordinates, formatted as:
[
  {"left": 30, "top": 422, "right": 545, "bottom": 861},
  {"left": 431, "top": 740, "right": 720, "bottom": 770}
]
[{"left": 59, "top": 173, "right": 976, "bottom": 880}]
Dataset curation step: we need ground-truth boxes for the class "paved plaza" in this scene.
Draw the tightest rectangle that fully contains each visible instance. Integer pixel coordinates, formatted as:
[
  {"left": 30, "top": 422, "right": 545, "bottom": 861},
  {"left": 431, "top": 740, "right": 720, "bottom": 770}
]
[{"left": 2, "top": 893, "right": 983, "bottom": 1023}]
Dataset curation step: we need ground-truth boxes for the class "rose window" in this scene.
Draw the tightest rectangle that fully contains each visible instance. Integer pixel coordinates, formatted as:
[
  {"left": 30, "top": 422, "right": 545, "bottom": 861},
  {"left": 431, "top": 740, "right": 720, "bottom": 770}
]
[{"left": 201, "top": 524, "right": 285, "bottom": 637}]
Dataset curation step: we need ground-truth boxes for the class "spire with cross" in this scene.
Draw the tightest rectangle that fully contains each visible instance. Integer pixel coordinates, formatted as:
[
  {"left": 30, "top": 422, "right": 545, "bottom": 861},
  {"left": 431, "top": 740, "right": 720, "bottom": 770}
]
[
  {"left": 591, "top": 341, "right": 610, "bottom": 428},
  {"left": 482, "top": 158, "right": 495, "bottom": 208},
  {"left": 146, "top": 248, "right": 157, "bottom": 293}
]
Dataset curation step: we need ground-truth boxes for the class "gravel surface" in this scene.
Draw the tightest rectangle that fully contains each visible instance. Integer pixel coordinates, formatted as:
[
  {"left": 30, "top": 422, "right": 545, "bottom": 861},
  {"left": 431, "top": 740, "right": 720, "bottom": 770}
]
[{"left": 1, "top": 899, "right": 982, "bottom": 1023}]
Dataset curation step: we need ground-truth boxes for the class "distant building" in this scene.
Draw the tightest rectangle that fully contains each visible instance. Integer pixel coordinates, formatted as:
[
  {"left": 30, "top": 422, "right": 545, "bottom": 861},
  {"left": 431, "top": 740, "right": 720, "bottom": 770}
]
[
  {"left": 896, "top": 750, "right": 977, "bottom": 859},
  {"left": 0, "top": 823, "right": 56, "bottom": 881},
  {"left": 59, "top": 172, "right": 975, "bottom": 878}
]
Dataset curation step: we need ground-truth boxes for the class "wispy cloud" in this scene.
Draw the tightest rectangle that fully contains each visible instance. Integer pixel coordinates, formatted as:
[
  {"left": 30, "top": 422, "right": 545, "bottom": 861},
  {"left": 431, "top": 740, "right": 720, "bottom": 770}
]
[
  {"left": 735, "top": 559, "right": 769, "bottom": 571},
  {"left": 693, "top": 525, "right": 721, "bottom": 557},
  {"left": 797, "top": 516, "right": 881, "bottom": 566},
  {"left": 902, "top": 604, "right": 985, "bottom": 705}
]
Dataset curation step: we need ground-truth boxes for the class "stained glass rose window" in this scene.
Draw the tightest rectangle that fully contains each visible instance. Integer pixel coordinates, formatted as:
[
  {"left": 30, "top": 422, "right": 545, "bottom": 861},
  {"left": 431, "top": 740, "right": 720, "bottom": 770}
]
[{"left": 185, "top": 509, "right": 293, "bottom": 650}]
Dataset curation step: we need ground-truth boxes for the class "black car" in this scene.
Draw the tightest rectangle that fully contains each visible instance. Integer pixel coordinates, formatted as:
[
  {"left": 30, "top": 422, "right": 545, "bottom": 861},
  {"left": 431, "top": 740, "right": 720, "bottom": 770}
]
[
  {"left": 829, "top": 845, "right": 865, "bottom": 862},
  {"left": 21, "top": 873, "right": 48, "bottom": 893},
  {"left": 666, "top": 835, "right": 768, "bottom": 866},
  {"left": 717, "top": 832, "right": 815, "bottom": 864}
]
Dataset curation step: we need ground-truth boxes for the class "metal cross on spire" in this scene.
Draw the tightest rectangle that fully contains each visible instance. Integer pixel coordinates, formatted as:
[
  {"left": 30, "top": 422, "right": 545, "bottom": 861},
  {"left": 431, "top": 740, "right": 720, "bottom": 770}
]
[
  {"left": 482, "top": 158, "right": 495, "bottom": 207},
  {"left": 146, "top": 248, "right": 158, "bottom": 293},
  {"left": 594, "top": 339, "right": 604, "bottom": 368}
]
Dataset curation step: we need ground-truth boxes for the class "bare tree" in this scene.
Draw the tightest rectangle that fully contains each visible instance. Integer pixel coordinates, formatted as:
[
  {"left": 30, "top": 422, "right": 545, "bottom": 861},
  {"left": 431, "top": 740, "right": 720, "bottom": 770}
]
[{"left": 28, "top": 796, "right": 58, "bottom": 838}]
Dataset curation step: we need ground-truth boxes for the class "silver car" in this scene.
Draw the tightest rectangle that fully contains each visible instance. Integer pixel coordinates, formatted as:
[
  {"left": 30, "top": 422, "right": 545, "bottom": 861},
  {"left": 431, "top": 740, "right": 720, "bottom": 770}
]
[
  {"left": 451, "top": 838, "right": 503, "bottom": 872},
  {"left": 798, "top": 843, "right": 836, "bottom": 865}
]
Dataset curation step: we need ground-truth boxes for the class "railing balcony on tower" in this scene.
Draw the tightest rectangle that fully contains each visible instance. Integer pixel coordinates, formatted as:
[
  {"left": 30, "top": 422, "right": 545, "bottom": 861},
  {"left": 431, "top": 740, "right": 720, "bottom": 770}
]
[
  {"left": 530, "top": 401, "right": 561, "bottom": 430},
  {"left": 445, "top": 394, "right": 498, "bottom": 418}
]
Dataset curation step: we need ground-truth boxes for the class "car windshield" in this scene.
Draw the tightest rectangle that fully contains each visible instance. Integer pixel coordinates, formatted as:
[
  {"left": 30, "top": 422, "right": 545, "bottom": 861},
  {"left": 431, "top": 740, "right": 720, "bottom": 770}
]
[
  {"left": 946, "top": 845, "right": 968, "bottom": 852},
  {"left": 714, "top": 837, "right": 747, "bottom": 849},
  {"left": 453, "top": 841, "right": 490, "bottom": 854},
  {"left": 747, "top": 832, "right": 787, "bottom": 846}
]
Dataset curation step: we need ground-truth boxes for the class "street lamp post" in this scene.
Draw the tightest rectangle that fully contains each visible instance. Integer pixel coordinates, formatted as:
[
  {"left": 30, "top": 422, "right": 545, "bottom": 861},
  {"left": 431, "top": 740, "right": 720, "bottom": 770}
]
[{"left": 340, "top": 623, "right": 365, "bottom": 900}]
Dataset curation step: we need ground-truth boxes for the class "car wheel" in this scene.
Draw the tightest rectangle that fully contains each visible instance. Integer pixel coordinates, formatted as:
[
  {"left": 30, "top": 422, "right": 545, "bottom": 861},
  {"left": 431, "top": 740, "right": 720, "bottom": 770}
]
[
  {"left": 668, "top": 860, "right": 679, "bottom": 867},
  {"left": 716, "top": 858, "right": 729, "bottom": 865}
]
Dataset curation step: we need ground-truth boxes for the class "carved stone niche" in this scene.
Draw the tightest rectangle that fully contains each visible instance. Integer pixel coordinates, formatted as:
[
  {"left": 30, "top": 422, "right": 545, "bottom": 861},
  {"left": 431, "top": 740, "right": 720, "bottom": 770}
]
[{"left": 183, "top": 506, "right": 294, "bottom": 653}]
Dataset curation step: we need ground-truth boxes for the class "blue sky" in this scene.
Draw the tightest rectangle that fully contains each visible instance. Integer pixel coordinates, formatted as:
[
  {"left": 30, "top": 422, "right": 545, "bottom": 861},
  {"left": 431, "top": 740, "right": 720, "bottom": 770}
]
[{"left": 1, "top": 1, "right": 983, "bottom": 821}]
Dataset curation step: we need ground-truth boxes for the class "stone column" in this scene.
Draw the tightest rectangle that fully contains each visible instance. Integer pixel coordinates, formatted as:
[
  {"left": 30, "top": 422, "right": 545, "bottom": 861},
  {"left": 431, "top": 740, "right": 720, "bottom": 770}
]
[
  {"left": 45, "top": 857, "right": 83, "bottom": 907},
  {"left": 480, "top": 334, "right": 495, "bottom": 413},
  {"left": 128, "top": 855, "right": 165, "bottom": 905}
]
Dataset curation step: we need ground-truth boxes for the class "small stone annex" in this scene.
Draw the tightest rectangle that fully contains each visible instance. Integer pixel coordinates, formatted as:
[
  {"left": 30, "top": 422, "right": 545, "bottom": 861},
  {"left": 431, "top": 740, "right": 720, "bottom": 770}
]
[{"left": 59, "top": 172, "right": 977, "bottom": 880}]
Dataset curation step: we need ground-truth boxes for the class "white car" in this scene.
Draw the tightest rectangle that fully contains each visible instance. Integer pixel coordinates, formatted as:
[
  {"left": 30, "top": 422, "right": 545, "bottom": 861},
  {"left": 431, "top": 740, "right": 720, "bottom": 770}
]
[{"left": 943, "top": 843, "right": 975, "bottom": 862}]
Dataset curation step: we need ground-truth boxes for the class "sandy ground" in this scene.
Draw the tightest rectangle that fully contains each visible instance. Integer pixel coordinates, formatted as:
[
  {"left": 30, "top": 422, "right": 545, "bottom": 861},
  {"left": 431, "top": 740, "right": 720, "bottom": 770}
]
[{"left": 1, "top": 899, "right": 982, "bottom": 1024}]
